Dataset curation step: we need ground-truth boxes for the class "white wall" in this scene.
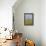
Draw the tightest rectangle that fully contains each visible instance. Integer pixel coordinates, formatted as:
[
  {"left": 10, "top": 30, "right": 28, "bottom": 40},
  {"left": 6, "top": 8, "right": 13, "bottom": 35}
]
[
  {"left": 0, "top": 0, "right": 16, "bottom": 29},
  {"left": 13, "top": 0, "right": 41, "bottom": 46},
  {"left": 41, "top": 0, "right": 46, "bottom": 46}
]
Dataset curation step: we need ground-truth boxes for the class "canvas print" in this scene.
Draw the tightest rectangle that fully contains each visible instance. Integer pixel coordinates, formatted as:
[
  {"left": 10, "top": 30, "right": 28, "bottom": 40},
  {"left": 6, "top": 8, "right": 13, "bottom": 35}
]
[{"left": 24, "top": 13, "right": 34, "bottom": 25}]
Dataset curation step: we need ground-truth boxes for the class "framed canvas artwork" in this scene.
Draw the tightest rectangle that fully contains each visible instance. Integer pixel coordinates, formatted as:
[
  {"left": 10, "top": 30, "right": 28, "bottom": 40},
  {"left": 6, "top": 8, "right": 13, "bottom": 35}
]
[{"left": 24, "top": 13, "right": 34, "bottom": 26}]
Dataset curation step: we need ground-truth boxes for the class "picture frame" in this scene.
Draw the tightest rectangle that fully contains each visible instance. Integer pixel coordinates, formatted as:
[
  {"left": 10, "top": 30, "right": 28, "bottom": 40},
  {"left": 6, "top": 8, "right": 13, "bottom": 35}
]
[{"left": 24, "top": 13, "right": 34, "bottom": 25}]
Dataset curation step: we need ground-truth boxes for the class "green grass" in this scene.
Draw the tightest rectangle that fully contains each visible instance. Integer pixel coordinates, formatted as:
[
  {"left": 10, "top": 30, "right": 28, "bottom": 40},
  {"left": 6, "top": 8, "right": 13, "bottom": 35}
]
[{"left": 24, "top": 19, "right": 32, "bottom": 25}]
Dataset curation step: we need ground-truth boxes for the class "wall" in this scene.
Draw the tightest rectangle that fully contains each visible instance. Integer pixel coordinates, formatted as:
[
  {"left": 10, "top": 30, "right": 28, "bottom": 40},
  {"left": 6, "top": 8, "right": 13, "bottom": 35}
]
[
  {"left": 41, "top": 0, "right": 46, "bottom": 46},
  {"left": 13, "top": 0, "right": 41, "bottom": 46},
  {"left": 0, "top": 0, "right": 16, "bottom": 30}
]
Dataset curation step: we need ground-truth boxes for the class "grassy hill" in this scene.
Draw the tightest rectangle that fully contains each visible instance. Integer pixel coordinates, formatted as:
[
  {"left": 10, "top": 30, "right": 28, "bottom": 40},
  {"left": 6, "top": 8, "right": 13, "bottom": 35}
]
[{"left": 24, "top": 19, "right": 33, "bottom": 25}]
